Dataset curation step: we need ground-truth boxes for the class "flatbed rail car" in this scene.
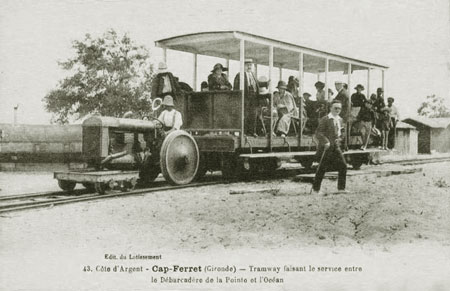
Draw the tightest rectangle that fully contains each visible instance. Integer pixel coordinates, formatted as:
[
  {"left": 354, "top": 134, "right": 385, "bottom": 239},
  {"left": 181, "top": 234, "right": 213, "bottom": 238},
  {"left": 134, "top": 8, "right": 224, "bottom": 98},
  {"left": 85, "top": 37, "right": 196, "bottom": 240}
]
[
  {"left": 154, "top": 31, "right": 388, "bottom": 178},
  {"left": 55, "top": 31, "right": 388, "bottom": 193}
]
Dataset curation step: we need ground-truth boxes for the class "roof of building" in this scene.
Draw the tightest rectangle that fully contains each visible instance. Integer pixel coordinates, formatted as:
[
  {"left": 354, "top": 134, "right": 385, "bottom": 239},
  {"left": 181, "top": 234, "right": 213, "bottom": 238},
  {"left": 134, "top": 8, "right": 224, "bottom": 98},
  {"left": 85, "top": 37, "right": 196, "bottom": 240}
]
[
  {"left": 396, "top": 121, "right": 416, "bottom": 129},
  {"left": 402, "top": 117, "right": 450, "bottom": 129}
]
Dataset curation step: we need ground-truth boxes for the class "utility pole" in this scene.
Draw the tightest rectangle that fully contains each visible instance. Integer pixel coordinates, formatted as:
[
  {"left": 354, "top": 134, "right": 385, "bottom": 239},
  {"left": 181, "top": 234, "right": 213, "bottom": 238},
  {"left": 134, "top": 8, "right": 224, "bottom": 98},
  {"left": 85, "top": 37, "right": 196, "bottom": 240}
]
[{"left": 13, "top": 104, "right": 19, "bottom": 126}]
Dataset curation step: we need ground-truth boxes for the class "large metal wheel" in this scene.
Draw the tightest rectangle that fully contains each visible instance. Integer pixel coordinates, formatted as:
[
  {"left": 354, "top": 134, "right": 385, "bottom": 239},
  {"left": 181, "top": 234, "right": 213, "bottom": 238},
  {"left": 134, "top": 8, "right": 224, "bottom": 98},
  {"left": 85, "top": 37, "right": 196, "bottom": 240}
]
[
  {"left": 58, "top": 180, "right": 76, "bottom": 191},
  {"left": 160, "top": 130, "right": 199, "bottom": 185}
]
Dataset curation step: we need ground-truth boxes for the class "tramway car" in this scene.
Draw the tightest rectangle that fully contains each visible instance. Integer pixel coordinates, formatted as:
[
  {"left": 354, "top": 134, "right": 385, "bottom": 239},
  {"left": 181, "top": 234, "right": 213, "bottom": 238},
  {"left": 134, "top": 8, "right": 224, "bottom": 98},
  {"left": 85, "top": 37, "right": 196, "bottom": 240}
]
[{"left": 55, "top": 31, "right": 388, "bottom": 193}]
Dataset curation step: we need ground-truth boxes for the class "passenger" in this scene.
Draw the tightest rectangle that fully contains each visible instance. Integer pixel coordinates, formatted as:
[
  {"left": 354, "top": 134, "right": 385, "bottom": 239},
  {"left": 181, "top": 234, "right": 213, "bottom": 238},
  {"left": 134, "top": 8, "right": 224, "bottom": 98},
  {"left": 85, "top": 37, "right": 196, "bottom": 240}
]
[
  {"left": 303, "top": 92, "right": 317, "bottom": 133},
  {"left": 369, "top": 93, "right": 381, "bottom": 146},
  {"left": 380, "top": 107, "right": 392, "bottom": 150},
  {"left": 351, "top": 84, "right": 366, "bottom": 124},
  {"left": 333, "top": 81, "right": 350, "bottom": 122},
  {"left": 233, "top": 58, "right": 259, "bottom": 136},
  {"left": 287, "top": 76, "right": 300, "bottom": 101},
  {"left": 356, "top": 99, "right": 375, "bottom": 150},
  {"left": 351, "top": 84, "right": 366, "bottom": 107},
  {"left": 276, "top": 81, "right": 298, "bottom": 117},
  {"left": 374, "top": 87, "right": 386, "bottom": 131},
  {"left": 157, "top": 95, "right": 183, "bottom": 132},
  {"left": 274, "top": 104, "right": 291, "bottom": 137},
  {"left": 201, "top": 81, "right": 209, "bottom": 91},
  {"left": 208, "top": 63, "right": 232, "bottom": 91},
  {"left": 315, "top": 81, "right": 326, "bottom": 103},
  {"left": 255, "top": 76, "right": 271, "bottom": 136},
  {"left": 151, "top": 62, "right": 180, "bottom": 100},
  {"left": 328, "top": 88, "right": 334, "bottom": 100},
  {"left": 387, "top": 97, "right": 400, "bottom": 149},
  {"left": 375, "top": 87, "right": 386, "bottom": 110}
]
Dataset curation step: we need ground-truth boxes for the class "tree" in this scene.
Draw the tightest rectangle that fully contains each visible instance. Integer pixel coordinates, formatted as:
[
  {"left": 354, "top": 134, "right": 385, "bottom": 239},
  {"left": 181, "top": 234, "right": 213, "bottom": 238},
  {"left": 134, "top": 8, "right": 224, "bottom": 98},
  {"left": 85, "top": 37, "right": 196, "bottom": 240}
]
[
  {"left": 43, "top": 30, "right": 154, "bottom": 123},
  {"left": 417, "top": 94, "right": 450, "bottom": 118}
]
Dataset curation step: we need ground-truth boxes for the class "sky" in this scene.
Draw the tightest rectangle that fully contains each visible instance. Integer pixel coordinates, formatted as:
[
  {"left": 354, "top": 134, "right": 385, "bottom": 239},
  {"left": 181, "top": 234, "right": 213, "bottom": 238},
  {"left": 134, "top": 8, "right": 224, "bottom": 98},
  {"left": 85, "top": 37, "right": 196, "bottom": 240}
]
[{"left": 0, "top": 0, "right": 449, "bottom": 124}]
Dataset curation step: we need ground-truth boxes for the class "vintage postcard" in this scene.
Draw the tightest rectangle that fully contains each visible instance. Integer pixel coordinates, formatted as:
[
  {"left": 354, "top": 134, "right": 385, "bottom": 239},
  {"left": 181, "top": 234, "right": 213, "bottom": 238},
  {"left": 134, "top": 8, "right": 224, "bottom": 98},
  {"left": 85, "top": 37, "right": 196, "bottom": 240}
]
[{"left": 1, "top": 0, "right": 450, "bottom": 290}]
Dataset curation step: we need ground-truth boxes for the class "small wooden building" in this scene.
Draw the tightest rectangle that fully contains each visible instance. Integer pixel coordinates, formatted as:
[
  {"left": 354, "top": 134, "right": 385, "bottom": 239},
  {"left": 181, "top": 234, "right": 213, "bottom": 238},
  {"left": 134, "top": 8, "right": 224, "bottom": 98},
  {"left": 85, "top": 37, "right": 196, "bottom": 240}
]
[
  {"left": 394, "top": 121, "right": 418, "bottom": 155},
  {"left": 0, "top": 124, "right": 83, "bottom": 170},
  {"left": 402, "top": 117, "right": 450, "bottom": 154}
]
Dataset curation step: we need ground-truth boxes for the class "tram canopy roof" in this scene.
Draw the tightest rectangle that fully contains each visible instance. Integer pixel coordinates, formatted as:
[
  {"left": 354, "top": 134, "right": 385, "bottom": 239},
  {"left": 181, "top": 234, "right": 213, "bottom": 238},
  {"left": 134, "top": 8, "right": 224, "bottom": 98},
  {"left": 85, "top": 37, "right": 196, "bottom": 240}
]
[{"left": 155, "top": 31, "right": 388, "bottom": 73}]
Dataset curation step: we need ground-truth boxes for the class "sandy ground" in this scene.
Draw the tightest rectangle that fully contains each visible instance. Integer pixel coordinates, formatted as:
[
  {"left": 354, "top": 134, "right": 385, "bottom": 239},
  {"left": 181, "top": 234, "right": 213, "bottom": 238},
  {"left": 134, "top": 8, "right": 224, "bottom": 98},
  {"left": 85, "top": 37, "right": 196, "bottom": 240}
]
[{"left": 1, "top": 162, "right": 450, "bottom": 290}]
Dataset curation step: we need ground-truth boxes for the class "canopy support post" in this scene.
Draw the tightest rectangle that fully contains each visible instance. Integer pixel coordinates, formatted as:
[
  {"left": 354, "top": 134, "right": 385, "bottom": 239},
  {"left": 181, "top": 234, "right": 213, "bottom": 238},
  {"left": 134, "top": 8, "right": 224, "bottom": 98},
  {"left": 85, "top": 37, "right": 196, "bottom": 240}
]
[
  {"left": 240, "top": 39, "right": 245, "bottom": 148},
  {"left": 382, "top": 69, "right": 385, "bottom": 96},
  {"left": 193, "top": 53, "right": 198, "bottom": 91},
  {"left": 367, "top": 68, "right": 371, "bottom": 98},
  {"left": 226, "top": 58, "right": 230, "bottom": 76},
  {"left": 325, "top": 58, "right": 329, "bottom": 102},
  {"left": 298, "top": 52, "right": 304, "bottom": 150},
  {"left": 346, "top": 63, "right": 352, "bottom": 150},
  {"left": 269, "top": 45, "right": 274, "bottom": 152},
  {"left": 163, "top": 48, "right": 167, "bottom": 64}
]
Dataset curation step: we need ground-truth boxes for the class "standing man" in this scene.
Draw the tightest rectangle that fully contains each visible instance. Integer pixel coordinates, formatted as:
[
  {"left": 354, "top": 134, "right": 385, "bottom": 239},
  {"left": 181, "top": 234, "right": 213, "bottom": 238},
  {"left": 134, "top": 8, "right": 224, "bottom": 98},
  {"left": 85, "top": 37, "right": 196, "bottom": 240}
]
[
  {"left": 311, "top": 100, "right": 348, "bottom": 195},
  {"left": 333, "top": 81, "right": 350, "bottom": 122},
  {"left": 351, "top": 84, "right": 366, "bottom": 108},
  {"left": 387, "top": 97, "right": 400, "bottom": 149},
  {"left": 234, "top": 58, "right": 259, "bottom": 136}
]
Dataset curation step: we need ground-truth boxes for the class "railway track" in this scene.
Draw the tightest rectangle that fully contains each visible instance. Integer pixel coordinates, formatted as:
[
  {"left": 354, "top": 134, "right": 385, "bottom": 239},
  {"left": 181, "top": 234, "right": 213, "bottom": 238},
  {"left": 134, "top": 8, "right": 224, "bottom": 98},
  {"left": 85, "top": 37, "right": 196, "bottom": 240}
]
[
  {"left": 381, "top": 156, "right": 450, "bottom": 166},
  {"left": 1, "top": 156, "right": 448, "bottom": 214},
  {"left": 0, "top": 180, "right": 224, "bottom": 214}
]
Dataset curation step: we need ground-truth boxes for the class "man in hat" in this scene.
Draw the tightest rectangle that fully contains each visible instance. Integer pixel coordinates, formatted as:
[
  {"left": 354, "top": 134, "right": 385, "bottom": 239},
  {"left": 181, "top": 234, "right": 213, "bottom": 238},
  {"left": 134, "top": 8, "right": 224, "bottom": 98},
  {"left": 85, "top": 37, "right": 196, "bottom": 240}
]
[
  {"left": 276, "top": 80, "right": 298, "bottom": 117},
  {"left": 157, "top": 95, "right": 183, "bottom": 132},
  {"left": 233, "top": 58, "right": 260, "bottom": 135},
  {"left": 333, "top": 81, "right": 350, "bottom": 122},
  {"left": 208, "top": 63, "right": 232, "bottom": 91},
  {"left": 151, "top": 62, "right": 180, "bottom": 100},
  {"left": 351, "top": 84, "right": 366, "bottom": 108},
  {"left": 387, "top": 97, "right": 400, "bottom": 149},
  {"left": 373, "top": 88, "right": 386, "bottom": 141},
  {"left": 312, "top": 100, "right": 348, "bottom": 195}
]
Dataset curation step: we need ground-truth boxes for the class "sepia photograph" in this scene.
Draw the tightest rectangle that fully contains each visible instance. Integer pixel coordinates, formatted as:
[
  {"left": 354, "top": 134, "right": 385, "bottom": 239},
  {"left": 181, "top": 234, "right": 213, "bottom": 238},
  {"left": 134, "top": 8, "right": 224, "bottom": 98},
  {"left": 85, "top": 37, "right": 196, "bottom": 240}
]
[{"left": 1, "top": 0, "right": 450, "bottom": 290}]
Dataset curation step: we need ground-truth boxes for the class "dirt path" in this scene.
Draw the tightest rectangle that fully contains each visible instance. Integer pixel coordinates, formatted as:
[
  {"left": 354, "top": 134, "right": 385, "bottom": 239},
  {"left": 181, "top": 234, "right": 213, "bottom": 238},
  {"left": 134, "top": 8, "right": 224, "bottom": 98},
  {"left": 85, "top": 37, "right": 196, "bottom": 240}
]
[{"left": 1, "top": 162, "right": 449, "bottom": 290}]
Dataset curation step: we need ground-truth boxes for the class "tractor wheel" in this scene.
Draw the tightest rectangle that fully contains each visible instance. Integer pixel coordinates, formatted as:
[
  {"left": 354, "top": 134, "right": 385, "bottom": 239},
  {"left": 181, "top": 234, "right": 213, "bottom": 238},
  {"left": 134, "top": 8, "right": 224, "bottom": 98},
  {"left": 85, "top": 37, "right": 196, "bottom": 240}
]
[{"left": 160, "top": 131, "right": 199, "bottom": 185}]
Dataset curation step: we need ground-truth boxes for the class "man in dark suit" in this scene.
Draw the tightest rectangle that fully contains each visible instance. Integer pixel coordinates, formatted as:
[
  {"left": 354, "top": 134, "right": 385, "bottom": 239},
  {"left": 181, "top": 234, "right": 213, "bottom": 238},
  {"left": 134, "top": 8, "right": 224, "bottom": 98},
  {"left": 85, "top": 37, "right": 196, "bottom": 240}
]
[
  {"left": 333, "top": 81, "right": 350, "bottom": 122},
  {"left": 233, "top": 58, "right": 259, "bottom": 135},
  {"left": 312, "top": 100, "right": 348, "bottom": 195}
]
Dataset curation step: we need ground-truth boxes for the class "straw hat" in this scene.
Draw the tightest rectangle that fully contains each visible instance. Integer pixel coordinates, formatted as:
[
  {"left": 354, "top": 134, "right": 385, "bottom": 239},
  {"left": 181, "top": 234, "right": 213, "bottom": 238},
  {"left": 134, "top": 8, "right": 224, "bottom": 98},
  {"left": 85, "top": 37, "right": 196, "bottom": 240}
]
[
  {"left": 157, "top": 62, "right": 168, "bottom": 73},
  {"left": 244, "top": 58, "right": 254, "bottom": 64},
  {"left": 162, "top": 95, "right": 174, "bottom": 107},
  {"left": 354, "top": 84, "right": 365, "bottom": 90}
]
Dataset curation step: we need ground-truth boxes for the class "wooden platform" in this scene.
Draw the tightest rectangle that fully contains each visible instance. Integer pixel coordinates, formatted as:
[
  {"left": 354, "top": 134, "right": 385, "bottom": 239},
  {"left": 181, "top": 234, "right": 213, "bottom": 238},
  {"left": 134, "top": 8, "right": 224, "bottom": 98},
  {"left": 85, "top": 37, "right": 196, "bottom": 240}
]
[
  {"left": 293, "top": 166, "right": 423, "bottom": 182},
  {"left": 240, "top": 148, "right": 382, "bottom": 159}
]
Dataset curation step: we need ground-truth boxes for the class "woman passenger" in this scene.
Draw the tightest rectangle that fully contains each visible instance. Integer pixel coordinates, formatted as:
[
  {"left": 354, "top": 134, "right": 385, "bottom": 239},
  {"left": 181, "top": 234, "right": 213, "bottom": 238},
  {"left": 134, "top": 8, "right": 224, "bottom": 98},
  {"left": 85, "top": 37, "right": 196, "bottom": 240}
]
[{"left": 207, "top": 63, "right": 232, "bottom": 91}]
